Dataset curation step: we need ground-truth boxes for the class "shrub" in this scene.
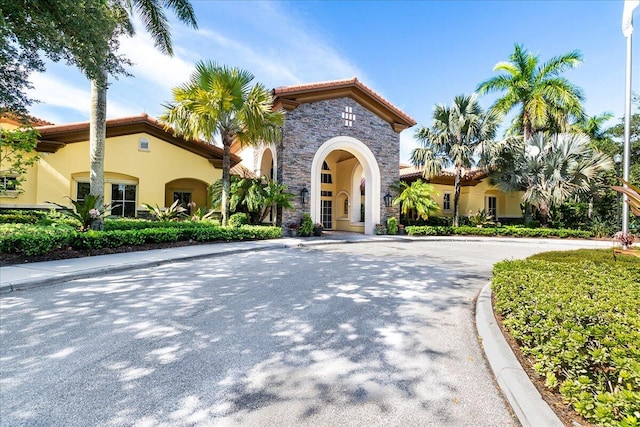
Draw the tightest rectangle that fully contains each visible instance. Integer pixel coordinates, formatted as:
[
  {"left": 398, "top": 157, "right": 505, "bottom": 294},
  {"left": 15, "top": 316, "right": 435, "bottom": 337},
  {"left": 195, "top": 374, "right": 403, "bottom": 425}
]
[
  {"left": 405, "top": 225, "right": 592, "bottom": 239},
  {"left": 387, "top": 217, "right": 398, "bottom": 235},
  {"left": 229, "top": 212, "right": 249, "bottom": 228},
  {"left": 493, "top": 251, "right": 640, "bottom": 426},
  {"left": 299, "top": 214, "right": 313, "bottom": 237},
  {"left": 0, "top": 223, "right": 76, "bottom": 255},
  {"left": 142, "top": 200, "right": 187, "bottom": 221}
]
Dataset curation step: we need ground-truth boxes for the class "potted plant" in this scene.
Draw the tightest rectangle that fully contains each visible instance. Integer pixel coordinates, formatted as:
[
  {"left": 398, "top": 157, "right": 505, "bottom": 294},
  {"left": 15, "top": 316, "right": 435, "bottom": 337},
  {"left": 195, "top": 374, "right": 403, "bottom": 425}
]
[
  {"left": 299, "top": 214, "right": 314, "bottom": 237},
  {"left": 374, "top": 223, "right": 386, "bottom": 235},
  {"left": 313, "top": 223, "right": 323, "bottom": 236},
  {"left": 284, "top": 222, "right": 299, "bottom": 237}
]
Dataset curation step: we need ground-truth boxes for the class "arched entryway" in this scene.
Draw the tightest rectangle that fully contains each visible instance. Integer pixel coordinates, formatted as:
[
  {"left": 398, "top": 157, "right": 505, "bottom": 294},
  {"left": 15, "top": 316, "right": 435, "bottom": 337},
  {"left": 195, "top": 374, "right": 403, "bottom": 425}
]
[
  {"left": 311, "top": 136, "right": 380, "bottom": 234},
  {"left": 257, "top": 146, "right": 276, "bottom": 181}
]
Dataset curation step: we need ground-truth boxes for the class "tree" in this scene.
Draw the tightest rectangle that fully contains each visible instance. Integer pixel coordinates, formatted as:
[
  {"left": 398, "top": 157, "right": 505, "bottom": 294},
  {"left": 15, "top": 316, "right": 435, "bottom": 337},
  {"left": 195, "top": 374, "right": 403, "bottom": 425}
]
[
  {"left": 392, "top": 180, "right": 440, "bottom": 222},
  {"left": 162, "top": 61, "right": 285, "bottom": 225},
  {"left": 0, "top": 1, "right": 125, "bottom": 117},
  {"left": 477, "top": 44, "right": 585, "bottom": 141},
  {"left": 607, "top": 94, "right": 640, "bottom": 186},
  {"left": 88, "top": 0, "right": 197, "bottom": 229},
  {"left": 0, "top": 127, "right": 39, "bottom": 195},
  {"left": 228, "top": 177, "right": 294, "bottom": 224},
  {"left": 411, "top": 93, "right": 500, "bottom": 226},
  {"left": 490, "top": 133, "right": 612, "bottom": 226}
]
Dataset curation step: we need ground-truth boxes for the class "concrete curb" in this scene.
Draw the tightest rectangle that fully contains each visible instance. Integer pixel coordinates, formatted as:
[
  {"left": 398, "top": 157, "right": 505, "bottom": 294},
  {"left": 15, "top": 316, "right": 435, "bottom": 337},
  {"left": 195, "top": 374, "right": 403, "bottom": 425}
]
[{"left": 476, "top": 281, "right": 563, "bottom": 427}]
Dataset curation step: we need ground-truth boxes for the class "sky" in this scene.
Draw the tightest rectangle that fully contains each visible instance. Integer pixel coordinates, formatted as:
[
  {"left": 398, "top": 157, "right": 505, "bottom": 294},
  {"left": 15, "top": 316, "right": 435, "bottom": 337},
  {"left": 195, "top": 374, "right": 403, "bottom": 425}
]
[{"left": 27, "top": 0, "right": 639, "bottom": 163}]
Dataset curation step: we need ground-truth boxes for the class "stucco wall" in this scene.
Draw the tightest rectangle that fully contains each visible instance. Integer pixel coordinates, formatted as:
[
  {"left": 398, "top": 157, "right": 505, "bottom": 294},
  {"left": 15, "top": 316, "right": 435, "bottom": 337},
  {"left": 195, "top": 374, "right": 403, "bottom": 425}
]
[
  {"left": 0, "top": 132, "right": 222, "bottom": 212},
  {"left": 278, "top": 97, "right": 400, "bottom": 227}
]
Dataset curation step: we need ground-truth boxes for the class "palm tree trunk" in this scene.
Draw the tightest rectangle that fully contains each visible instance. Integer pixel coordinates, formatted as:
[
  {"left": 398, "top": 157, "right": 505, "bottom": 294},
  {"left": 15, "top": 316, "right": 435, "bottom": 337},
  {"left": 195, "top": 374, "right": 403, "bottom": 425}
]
[
  {"left": 453, "top": 168, "right": 462, "bottom": 227},
  {"left": 539, "top": 201, "right": 550, "bottom": 227},
  {"left": 221, "top": 133, "right": 232, "bottom": 226},
  {"left": 89, "top": 70, "right": 107, "bottom": 230}
]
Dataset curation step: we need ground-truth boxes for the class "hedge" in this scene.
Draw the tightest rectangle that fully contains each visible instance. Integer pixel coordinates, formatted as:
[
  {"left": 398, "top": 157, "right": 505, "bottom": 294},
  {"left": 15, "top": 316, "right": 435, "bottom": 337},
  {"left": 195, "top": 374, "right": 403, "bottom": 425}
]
[
  {"left": 493, "top": 251, "right": 640, "bottom": 426},
  {"left": 0, "top": 223, "right": 282, "bottom": 256},
  {"left": 405, "top": 225, "right": 593, "bottom": 239}
]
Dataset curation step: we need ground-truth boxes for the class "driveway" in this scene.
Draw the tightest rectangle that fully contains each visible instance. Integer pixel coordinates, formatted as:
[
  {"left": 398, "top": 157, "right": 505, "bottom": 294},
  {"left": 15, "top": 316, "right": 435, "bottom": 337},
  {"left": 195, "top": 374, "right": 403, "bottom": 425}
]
[{"left": 0, "top": 239, "right": 606, "bottom": 426}]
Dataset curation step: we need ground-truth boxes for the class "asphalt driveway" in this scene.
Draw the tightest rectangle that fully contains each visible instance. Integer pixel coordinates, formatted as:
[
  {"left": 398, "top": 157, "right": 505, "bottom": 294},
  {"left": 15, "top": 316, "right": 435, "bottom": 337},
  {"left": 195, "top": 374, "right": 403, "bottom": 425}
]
[{"left": 0, "top": 239, "right": 606, "bottom": 426}]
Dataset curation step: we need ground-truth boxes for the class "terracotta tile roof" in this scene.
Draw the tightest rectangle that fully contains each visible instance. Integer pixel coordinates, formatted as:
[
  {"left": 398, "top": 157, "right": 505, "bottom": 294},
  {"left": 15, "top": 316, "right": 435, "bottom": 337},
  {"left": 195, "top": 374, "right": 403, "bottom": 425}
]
[
  {"left": 34, "top": 113, "right": 241, "bottom": 166},
  {"left": 273, "top": 77, "right": 416, "bottom": 131},
  {"left": 0, "top": 113, "right": 53, "bottom": 127},
  {"left": 400, "top": 166, "right": 489, "bottom": 181}
]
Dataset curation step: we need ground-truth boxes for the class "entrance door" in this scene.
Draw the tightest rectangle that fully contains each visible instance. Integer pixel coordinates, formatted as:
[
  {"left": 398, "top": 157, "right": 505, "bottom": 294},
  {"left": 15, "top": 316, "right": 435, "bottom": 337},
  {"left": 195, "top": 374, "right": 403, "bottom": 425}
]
[{"left": 321, "top": 200, "right": 332, "bottom": 229}]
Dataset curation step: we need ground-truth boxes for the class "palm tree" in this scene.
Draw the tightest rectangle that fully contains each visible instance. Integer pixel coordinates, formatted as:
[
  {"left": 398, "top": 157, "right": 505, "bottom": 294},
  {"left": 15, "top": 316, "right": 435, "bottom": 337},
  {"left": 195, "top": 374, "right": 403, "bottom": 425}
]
[
  {"left": 161, "top": 61, "right": 284, "bottom": 225},
  {"left": 571, "top": 112, "right": 614, "bottom": 141},
  {"left": 411, "top": 93, "right": 501, "bottom": 226},
  {"left": 490, "top": 133, "right": 612, "bottom": 226},
  {"left": 477, "top": 44, "right": 585, "bottom": 141},
  {"left": 89, "top": 0, "right": 197, "bottom": 229},
  {"left": 392, "top": 180, "right": 440, "bottom": 222}
]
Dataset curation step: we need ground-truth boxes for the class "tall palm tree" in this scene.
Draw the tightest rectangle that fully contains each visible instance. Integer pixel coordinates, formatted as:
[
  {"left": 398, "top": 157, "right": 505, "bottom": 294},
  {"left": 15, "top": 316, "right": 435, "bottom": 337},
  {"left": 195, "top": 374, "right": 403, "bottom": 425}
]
[
  {"left": 571, "top": 112, "right": 614, "bottom": 141},
  {"left": 477, "top": 44, "right": 585, "bottom": 141},
  {"left": 392, "top": 180, "right": 440, "bottom": 222},
  {"left": 161, "top": 61, "right": 284, "bottom": 225},
  {"left": 89, "top": 0, "right": 197, "bottom": 228},
  {"left": 411, "top": 93, "right": 501, "bottom": 226},
  {"left": 490, "top": 132, "right": 612, "bottom": 226}
]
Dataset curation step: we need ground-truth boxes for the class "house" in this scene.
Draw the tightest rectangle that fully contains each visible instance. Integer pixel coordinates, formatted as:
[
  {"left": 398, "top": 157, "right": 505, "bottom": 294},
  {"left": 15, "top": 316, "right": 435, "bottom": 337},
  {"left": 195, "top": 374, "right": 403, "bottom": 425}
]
[
  {"left": 0, "top": 114, "right": 238, "bottom": 215},
  {"left": 399, "top": 165, "right": 524, "bottom": 222},
  {"left": 2, "top": 78, "right": 523, "bottom": 229},
  {"left": 236, "top": 77, "right": 416, "bottom": 234}
]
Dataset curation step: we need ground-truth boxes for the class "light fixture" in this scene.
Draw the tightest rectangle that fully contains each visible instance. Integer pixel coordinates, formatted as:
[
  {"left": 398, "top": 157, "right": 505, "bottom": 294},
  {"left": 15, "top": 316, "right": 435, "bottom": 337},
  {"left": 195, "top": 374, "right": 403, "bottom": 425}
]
[
  {"left": 384, "top": 192, "right": 393, "bottom": 208},
  {"left": 300, "top": 187, "right": 309, "bottom": 207},
  {"left": 614, "top": 153, "right": 622, "bottom": 165}
]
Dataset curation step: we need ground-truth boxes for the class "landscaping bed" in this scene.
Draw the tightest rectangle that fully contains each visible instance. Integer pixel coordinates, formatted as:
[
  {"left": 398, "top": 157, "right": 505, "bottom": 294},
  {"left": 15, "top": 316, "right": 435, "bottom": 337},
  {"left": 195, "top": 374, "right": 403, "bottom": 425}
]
[
  {"left": 0, "top": 220, "right": 282, "bottom": 266},
  {"left": 492, "top": 249, "right": 640, "bottom": 427},
  {"left": 406, "top": 224, "right": 593, "bottom": 239}
]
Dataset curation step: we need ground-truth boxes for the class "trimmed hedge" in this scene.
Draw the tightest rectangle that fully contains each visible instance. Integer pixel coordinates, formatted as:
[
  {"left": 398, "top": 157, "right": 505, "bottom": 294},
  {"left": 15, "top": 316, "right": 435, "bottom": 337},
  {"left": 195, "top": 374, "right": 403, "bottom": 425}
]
[
  {"left": 0, "top": 223, "right": 281, "bottom": 256},
  {"left": 406, "top": 225, "right": 593, "bottom": 239},
  {"left": 493, "top": 251, "right": 640, "bottom": 426}
]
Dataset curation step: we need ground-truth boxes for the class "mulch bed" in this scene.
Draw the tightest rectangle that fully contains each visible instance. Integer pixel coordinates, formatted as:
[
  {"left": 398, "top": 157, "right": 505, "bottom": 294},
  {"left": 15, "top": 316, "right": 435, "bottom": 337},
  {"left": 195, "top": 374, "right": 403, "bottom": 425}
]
[
  {"left": 0, "top": 240, "right": 211, "bottom": 267},
  {"left": 491, "top": 293, "right": 594, "bottom": 427}
]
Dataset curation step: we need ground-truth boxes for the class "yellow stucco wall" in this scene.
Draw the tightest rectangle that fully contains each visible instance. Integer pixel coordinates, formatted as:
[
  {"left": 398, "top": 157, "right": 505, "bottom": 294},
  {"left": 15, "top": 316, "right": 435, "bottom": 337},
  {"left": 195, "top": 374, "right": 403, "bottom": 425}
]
[
  {"left": 0, "top": 132, "right": 222, "bottom": 212},
  {"left": 429, "top": 180, "right": 523, "bottom": 220}
]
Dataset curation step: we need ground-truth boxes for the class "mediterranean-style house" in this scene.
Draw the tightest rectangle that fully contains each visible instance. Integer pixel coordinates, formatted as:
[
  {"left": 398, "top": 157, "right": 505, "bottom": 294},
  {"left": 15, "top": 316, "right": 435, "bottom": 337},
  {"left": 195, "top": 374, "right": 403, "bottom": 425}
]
[
  {"left": 399, "top": 165, "right": 523, "bottom": 222},
  {"left": 0, "top": 114, "right": 238, "bottom": 216},
  {"left": 1, "top": 77, "right": 524, "bottom": 232}
]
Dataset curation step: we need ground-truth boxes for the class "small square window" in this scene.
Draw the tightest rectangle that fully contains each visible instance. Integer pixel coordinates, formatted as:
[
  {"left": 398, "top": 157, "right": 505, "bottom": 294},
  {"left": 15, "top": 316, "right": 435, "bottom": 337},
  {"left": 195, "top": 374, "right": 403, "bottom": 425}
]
[
  {"left": 0, "top": 175, "right": 18, "bottom": 195},
  {"left": 139, "top": 138, "right": 150, "bottom": 151}
]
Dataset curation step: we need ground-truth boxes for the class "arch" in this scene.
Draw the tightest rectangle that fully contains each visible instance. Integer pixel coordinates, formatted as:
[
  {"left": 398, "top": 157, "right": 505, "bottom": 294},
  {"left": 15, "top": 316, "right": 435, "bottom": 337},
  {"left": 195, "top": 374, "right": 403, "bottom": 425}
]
[
  {"left": 311, "top": 136, "right": 380, "bottom": 234},
  {"left": 257, "top": 145, "right": 277, "bottom": 181}
]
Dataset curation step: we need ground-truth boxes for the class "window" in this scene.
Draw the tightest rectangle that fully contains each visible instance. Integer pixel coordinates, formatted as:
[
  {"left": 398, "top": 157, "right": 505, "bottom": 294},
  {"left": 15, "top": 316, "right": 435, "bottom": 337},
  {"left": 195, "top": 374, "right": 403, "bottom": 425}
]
[
  {"left": 486, "top": 196, "right": 497, "bottom": 219},
  {"left": 321, "top": 200, "right": 332, "bottom": 229},
  {"left": 443, "top": 192, "right": 451, "bottom": 211},
  {"left": 173, "top": 191, "right": 192, "bottom": 214},
  {"left": 321, "top": 161, "right": 332, "bottom": 184},
  {"left": 0, "top": 175, "right": 18, "bottom": 193},
  {"left": 111, "top": 183, "right": 137, "bottom": 217},
  {"left": 341, "top": 106, "right": 356, "bottom": 127},
  {"left": 139, "top": 138, "right": 150, "bottom": 151},
  {"left": 76, "top": 182, "right": 90, "bottom": 202},
  {"left": 321, "top": 191, "right": 333, "bottom": 197},
  {"left": 343, "top": 197, "right": 349, "bottom": 216}
]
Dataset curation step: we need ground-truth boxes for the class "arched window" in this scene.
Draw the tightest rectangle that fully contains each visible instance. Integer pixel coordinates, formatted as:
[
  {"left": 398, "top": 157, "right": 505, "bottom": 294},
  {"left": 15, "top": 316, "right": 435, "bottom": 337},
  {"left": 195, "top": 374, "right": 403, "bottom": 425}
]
[{"left": 321, "top": 161, "right": 332, "bottom": 184}]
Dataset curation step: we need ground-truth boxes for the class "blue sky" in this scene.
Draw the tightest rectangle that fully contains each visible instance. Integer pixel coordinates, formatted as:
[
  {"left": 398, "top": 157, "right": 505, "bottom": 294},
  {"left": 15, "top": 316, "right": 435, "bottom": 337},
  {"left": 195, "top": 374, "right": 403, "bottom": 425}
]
[{"left": 28, "top": 0, "right": 638, "bottom": 163}]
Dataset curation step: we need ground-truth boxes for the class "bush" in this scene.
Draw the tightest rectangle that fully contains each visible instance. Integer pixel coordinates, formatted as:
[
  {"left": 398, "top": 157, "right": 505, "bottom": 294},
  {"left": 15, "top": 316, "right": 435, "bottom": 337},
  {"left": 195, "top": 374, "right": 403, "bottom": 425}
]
[
  {"left": 387, "top": 217, "right": 398, "bottom": 235},
  {"left": 0, "top": 223, "right": 282, "bottom": 256},
  {"left": 493, "top": 251, "right": 640, "bottom": 426},
  {"left": 405, "top": 225, "right": 593, "bottom": 239},
  {"left": 299, "top": 214, "right": 313, "bottom": 237},
  {"left": 229, "top": 212, "right": 249, "bottom": 227}
]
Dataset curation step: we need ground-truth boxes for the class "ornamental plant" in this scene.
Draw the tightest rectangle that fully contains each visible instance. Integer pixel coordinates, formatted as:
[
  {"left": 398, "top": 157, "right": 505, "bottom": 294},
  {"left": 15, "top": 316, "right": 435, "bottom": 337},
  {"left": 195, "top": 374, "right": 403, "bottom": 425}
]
[
  {"left": 299, "top": 214, "right": 314, "bottom": 237},
  {"left": 142, "top": 199, "right": 186, "bottom": 221},
  {"left": 47, "top": 195, "right": 115, "bottom": 231}
]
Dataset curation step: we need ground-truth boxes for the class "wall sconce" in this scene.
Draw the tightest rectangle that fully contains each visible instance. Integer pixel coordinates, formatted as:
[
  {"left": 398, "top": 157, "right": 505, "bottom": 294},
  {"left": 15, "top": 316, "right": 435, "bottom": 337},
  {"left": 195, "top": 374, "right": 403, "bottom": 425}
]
[
  {"left": 301, "top": 187, "right": 309, "bottom": 207},
  {"left": 384, "top": 192, "right": 392, "bottom": 208}
]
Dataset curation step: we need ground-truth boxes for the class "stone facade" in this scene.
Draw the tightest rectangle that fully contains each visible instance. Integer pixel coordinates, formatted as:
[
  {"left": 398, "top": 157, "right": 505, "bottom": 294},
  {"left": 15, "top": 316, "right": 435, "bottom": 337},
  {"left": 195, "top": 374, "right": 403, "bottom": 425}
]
[{"left": 277, "top": 97, "right": 400, "bottom": 226}]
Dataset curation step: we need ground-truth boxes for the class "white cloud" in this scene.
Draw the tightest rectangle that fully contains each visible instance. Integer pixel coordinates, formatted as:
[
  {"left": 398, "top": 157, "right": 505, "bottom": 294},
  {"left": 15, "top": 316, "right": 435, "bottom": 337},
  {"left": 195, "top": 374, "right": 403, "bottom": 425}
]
[{"left": 28, "top": 72, "right": 140, "bottom": 120}]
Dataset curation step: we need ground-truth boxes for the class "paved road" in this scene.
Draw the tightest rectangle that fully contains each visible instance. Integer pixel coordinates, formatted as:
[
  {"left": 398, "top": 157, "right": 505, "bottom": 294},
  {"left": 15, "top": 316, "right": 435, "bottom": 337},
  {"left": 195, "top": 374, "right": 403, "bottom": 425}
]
[{"left": 0, "top": 239, "right": 606, "bottom": 426}]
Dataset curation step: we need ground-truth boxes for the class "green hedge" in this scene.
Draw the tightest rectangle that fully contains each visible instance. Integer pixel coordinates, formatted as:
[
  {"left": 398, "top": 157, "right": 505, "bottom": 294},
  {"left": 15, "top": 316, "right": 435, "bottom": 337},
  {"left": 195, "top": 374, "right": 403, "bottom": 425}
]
[
  {"left": 405, "top": 225, "right": 593, "bottom": 239},
  {"left": 0, "top": 223, "right": 281, "bottom": 256},
  {"left": 493, "top": 251, "right": 640, "bottom": 426}
]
